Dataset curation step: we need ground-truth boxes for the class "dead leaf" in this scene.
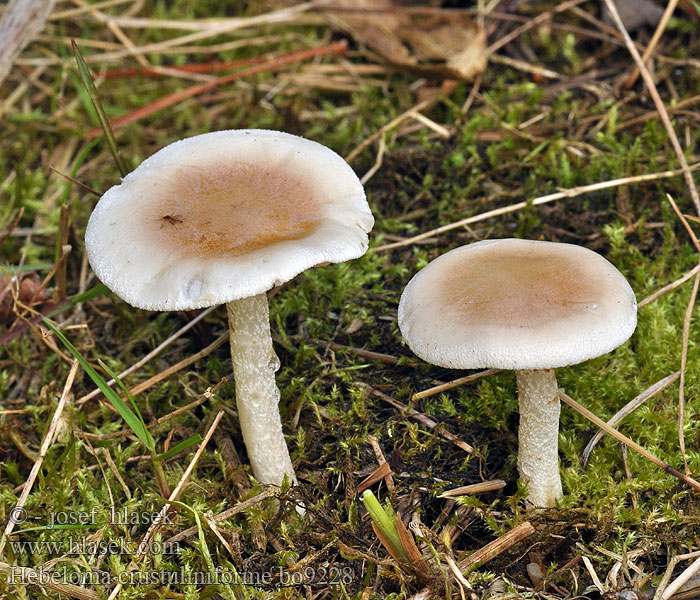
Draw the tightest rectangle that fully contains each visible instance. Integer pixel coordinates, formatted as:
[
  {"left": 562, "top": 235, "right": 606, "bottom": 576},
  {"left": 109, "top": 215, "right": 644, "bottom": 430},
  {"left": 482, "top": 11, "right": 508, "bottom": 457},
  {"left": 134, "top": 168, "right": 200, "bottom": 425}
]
[{"left": 326, "top": 1, "right": 486, "bottom": 80}]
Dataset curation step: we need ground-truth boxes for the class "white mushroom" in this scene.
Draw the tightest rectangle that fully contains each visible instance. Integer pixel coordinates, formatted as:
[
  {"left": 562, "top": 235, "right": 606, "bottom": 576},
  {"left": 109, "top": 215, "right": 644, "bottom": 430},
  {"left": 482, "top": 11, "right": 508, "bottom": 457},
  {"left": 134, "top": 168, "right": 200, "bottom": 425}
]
[
  {"left": 398, "top": 239, "right": 637, "bottom": 508},
  {"left": 85, "top": 129, "right": 374, "bottom": 487}
]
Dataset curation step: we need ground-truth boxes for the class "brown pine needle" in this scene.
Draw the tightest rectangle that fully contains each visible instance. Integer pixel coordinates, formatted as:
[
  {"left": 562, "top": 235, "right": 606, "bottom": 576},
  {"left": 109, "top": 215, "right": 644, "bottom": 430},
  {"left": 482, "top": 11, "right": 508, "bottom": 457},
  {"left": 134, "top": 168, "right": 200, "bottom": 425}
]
[{"left": 49, "top": 165, "right": 101, "bottom": 197}]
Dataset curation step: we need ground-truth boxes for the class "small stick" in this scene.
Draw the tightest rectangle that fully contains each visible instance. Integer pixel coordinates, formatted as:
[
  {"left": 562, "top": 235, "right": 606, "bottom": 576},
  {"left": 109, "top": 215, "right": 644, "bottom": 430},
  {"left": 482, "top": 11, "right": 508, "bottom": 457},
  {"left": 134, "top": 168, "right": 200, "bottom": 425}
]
[
  {"left": 582, "top": 371, "right": 681, "bottom": 465},
  {"left": 374, "top": 162, "right": 700, "bottom": 252},
  {"left": 439, "top": 480, "right": 506, "bottom": 498},
  {"left": 310, "top": 338, "right": 402, "bottom": 365},
  {"left": 558, "top": 390, "right": 700, "bottom": 492},
  {"left": 459, "top": 521, "right": 535, "bottom": 573},
  {"left": 0, "top": 561, "right": 99, "bottom": 600},
  {"left": 55, "top": 204, "right": 70, "bottom": 303},
  {"left": 0, "top": 360, "right": 79, "bottom": 556},
  {"left": 412, "top": 369, "right": 499, "bottom": 401},
  {"left": 362, "top": 383, "right": 475, "bottom": 455},
  {"left": 602, "top": 0, "right": 700, "bottom": 214}
]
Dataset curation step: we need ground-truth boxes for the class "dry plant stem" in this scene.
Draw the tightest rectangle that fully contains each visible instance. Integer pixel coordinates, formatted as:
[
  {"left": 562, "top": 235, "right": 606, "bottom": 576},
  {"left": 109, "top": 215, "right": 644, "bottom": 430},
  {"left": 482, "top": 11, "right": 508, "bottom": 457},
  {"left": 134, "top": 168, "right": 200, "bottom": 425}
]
[
  {"left": 666, "top": 194, "right": 700, "bottom": 476},
  {"left": 678, "top": 266, "right": 700, "bottom": 475},
  {"left": 516, "top": 369, "right": 563, "bottom": 508},
  {"left": 439, "top": 479, "right": 506, "bottom": 498},
  {"left": 374, "top": 162, "right": 700, "bottom": 251},
  {"left": 602, "top": 0, "right": 700, "bottom": 215},
  {"left": 0, "top": 359, "right": 79, "bottom": 558},
  {"left": 582, "top": 371, "right": 681, "bottom": 465},
  {"left": 624, "top": 0, "right": 680, "bottom": 89},
  {"left": 227, "top": 293, "right": 296, "bottom": 487},
  {"left": 412, "top": 368, "right": 499, "bottom": 400},
  {"left": 558, "top": 390, "right": 700, "bottom": 492},
  {"left": 660, "top": 554, "right": 700, "bottom": 600},
  {"left": 459, "top": 520, "right": 535, "bottom": 573}
]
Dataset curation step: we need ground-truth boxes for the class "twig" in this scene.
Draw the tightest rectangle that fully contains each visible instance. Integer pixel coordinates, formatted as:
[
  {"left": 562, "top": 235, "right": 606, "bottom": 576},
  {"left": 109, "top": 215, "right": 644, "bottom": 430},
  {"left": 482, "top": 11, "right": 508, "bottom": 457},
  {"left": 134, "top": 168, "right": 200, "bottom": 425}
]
[
  {"left": 582, "top": 371, "right": 681, "bottom": 465},
  {"left": 412, "top": 369, "right": 499, "bottom": 401},
  {"left": 459, "top": 521, "right": 535, "bottom": 573},
  {"left": 360, "top": 134, "right": 386, "bottom": 185},
  {"left": 602, "top": 0, "right": 700, "bottom": 214},
  {"left": 624, "top": 0, "right": 681, "bottom": 89},
  {"left": 558, "top": 390, "right": 700, "bottom": 492},
  {"left": 374, "top": 162, "right": 700, "bottom": 252},
  {"left": 0, "top": 360, "right": 79, "bottom": 557},
  {"left": 361, "top": 383, "right": 475, "bottom": 455},
  {"left": 125, "top": 332, "right": 228, "bottom": 398},
  {"left": 87, "top": 40, "right": 348, "bottom": 139},
  {"left": 49, "top": 165, "right": 101, "bottom": 197}
]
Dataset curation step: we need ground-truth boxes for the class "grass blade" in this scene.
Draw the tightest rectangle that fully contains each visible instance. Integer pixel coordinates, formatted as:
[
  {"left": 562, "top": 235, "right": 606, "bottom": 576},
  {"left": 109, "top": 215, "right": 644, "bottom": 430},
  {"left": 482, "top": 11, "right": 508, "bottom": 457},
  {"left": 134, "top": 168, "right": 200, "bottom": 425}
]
[
  {"left": 98, "top": 358, "right": 154, "bottom": 450},
  {"left": 71, "top": 39, "right": 128, "bottom": 177},
  {"left": 42, "top": 318, "right": 154, "bottom": 452},
  {"left": 157, "top": 435, "right": 204, "bottom": 462}
]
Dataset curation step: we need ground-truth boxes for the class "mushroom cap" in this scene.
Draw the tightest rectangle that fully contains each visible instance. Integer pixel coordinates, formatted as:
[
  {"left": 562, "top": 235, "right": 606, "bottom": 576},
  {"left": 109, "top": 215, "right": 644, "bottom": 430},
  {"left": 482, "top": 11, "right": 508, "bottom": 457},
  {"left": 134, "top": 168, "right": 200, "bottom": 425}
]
[
  {"left": 398, "top": 239, "right": 637, "bottom": 370},
  {"left": 85, "top": 130, "right": 373, "bottom": 310}
]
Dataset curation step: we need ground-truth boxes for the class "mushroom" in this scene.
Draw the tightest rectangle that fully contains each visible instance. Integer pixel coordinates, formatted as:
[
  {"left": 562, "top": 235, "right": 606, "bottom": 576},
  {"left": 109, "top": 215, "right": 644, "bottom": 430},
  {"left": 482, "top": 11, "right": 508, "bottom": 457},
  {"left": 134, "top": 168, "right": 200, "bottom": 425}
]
[
  {"left": 85, "top": 129, "right": 374, "bottom": 487},
  {"left": 397, "top": 239, "right": 637, "bottom": 507}
]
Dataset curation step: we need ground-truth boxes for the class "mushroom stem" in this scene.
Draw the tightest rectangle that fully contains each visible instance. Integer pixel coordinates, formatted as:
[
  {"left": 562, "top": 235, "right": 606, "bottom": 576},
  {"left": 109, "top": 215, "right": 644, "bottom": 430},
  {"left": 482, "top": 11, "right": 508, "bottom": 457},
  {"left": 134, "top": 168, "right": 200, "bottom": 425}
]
[
  {"left": 515, "top": 369, "right": 563, "bottom": 508},
  {"left": 226, "top": 293, "right": 297, "bottom": 487}
]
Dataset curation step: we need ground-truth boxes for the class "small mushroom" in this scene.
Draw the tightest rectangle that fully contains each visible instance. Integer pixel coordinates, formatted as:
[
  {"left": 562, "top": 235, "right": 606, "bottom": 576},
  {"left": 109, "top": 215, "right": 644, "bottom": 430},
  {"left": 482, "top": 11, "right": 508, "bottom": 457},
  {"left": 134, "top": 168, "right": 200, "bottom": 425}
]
[
  {"left": 398, "top": 239, "right": 637, "bottom": 507},
  {"left": 85, "top": 129, "right": 374, "bottom": 487}
]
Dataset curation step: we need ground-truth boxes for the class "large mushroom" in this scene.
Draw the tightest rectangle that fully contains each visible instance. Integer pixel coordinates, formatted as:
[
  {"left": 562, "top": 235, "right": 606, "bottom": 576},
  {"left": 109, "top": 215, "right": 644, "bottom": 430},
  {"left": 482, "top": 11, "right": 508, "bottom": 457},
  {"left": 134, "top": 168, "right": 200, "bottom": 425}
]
[
  {"left": 85, "top": 129, "right": 374, "bottom": 488},
  {"left": 398, "top": 239, "right": 637, "bottom": 507}
]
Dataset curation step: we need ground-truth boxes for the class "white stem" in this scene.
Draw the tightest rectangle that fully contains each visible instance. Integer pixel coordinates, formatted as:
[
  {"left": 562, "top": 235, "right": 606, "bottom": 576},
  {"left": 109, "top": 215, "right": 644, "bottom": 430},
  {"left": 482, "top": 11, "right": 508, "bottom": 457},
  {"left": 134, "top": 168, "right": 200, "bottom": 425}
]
[
  {"left": 226, "top": 294, "right": 297, "bottom": 487},
  {"left": 515, "top": 369, "right": 562, "bottom": 508}
]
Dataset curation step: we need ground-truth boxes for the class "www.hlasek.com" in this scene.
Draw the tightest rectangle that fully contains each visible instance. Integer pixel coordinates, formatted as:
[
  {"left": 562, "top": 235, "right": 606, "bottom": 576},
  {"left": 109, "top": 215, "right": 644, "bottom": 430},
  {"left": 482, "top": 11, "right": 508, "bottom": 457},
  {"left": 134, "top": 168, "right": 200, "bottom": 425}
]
[
  {"left": 7, "top": 566, "right": 357, "bottom": 588},
  {"left": 8, "top": 537, "right": 181, "bottom": 557}
]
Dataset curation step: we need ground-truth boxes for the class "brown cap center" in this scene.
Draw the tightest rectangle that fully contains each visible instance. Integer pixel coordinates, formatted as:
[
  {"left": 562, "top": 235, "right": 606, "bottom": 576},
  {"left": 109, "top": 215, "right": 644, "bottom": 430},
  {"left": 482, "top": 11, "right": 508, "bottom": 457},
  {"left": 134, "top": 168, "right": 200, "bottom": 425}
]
[{"left": 149, "top": 161, "right": 322, "bottom": 259}]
